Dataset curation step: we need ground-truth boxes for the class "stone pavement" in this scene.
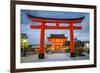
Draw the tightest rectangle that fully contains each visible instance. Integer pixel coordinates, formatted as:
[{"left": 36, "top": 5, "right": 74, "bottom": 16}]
[{"left": 21, "top": 53, "right": 89, "bottom": 63}]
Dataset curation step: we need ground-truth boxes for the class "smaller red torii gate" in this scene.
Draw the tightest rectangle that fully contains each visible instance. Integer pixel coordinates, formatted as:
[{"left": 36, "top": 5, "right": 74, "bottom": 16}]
[{"left": 28, "top": 14, "right": 84, "bottom": 59}]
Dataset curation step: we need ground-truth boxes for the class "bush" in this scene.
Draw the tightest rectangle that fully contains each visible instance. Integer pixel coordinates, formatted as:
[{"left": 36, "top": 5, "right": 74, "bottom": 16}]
[
  {"left": 75, "top": 48, "right": 84, "bottom": 56},
  {"left": 66, "top": 48, "right": 70, "bottom": 53},
  {"left": 83, "top": 48, "right": 90, "bottom": 54}
]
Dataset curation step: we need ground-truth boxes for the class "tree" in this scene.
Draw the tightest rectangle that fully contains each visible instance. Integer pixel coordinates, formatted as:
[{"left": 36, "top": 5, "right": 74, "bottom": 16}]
[
  {"left": 21, "top": 33, "right": 29, "bottom": 56},
  {"left": 75, "top": 41, "right": 85, "bottom": 56},
  {"left": 75, "top": 41, "right": 84, "bottom": 48}
]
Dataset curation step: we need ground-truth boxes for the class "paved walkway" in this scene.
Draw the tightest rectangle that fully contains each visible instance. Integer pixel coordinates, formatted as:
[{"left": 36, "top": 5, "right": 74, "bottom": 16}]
[{"left": 21, "top": 53, "right": 89, "bottom": 63}]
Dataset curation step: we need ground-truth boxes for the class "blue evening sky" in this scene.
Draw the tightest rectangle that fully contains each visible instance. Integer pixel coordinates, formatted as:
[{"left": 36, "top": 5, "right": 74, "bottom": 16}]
[{"left": 21, "top": 10, "right": 90, "bottom": 45}]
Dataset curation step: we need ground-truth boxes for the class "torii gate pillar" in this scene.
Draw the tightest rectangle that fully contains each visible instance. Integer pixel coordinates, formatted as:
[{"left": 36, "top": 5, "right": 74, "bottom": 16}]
[
  {"left": 39, "top": 23, "right": 45, "bottom": 59},
  {"left": 70, "top": 23, "right": 75, "bottom": 57}
]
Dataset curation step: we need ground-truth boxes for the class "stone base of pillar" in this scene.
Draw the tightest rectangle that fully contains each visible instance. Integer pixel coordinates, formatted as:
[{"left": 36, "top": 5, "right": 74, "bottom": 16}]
[
  {"left": 39, "top": 53, "right": 44, "bottom": 59},
  {"left": 71, "top": 52, "right": 76, "bottom": 57}
]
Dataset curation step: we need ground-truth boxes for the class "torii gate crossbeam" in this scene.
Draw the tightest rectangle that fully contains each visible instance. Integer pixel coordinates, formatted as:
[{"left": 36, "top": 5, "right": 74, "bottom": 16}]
[{"left": 28, "top": 14, "right": 84, "bottom": 59}]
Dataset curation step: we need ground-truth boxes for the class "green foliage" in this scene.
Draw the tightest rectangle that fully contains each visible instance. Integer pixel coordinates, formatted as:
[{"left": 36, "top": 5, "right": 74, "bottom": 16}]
[
  {"left": 21, "top": 33, "right": 28, "bottom": 38},
  {"left": 83, "top": 48, "right": 90, "bottom": 54},
  {"left": 75, "top": 48, "right": 84, "bottom": 56},
  {"left": 21, "top": 33, "right": 29, "bottom": 50},
  {"left": 21, "top": 43, "right": 29, "bottom": 49},
  {"left": 66, "top": 48, "right": 70, "bottom": 53},
  {"left": 75, "top": 41, "right": 84, "bottom": 48},
  {"left": 75, "top": 40, "right": 85, "bottom": 56}
]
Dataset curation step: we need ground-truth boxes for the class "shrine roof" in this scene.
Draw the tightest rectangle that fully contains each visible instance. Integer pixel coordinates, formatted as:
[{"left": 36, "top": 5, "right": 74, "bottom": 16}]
[{"left": 48, "top": 34, "right": 67, "bottom": 38}]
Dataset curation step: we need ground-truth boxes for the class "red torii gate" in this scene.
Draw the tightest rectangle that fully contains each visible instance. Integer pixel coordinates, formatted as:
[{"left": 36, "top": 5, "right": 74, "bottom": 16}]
[{"left": 28, "top": 14, "right": 84, "bottom": 59}]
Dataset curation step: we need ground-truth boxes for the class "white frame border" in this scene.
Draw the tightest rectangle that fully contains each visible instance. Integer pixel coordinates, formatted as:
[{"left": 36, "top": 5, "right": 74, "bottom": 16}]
[{"left": 15, "top": 4, "right": 94, "bottom": 69}]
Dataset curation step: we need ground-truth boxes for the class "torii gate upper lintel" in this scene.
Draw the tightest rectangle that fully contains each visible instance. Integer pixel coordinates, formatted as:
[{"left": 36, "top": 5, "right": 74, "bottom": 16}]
[{"left": 28, "top": 14, "right": 84, "bottom": 59}]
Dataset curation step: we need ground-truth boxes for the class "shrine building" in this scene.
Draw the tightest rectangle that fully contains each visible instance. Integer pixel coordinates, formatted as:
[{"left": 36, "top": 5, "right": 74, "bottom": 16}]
[{"left": 48, "top": 34, "right": 67, "bottom": 53}]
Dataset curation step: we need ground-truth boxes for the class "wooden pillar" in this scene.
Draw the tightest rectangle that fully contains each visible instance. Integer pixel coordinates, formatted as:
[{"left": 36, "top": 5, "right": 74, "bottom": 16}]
[
  {"left": 39, "top": 22, "right": 45, "bottom": 59},
  {"left": 69, "top": 23, "right": 75, "bottom": 57},
  {"left": 56, "top": 22, "right": 60, "bottom": 26}
]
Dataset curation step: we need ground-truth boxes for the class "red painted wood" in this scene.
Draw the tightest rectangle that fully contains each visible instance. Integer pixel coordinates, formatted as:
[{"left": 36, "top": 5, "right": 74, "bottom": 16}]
[
  {"left": 29, "top": 16, "right": 84, "bottom": 57},
  {"left": 31, "top": 25, "right": 82, "bottom": 29},
  {"left": 39, "top": 22, "right": 45, "bottom": 54},
  {"left": 70, "top": 23, "right": 75, "bottom": 53},
  {"left": 56, "top": 22, "right": 60, "bottom": 26},
  {"left": 31, "top": 24, "right": 82, "bottom": 55}
]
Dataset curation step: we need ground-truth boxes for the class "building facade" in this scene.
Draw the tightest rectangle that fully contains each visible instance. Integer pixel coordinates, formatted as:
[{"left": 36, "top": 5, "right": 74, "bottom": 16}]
[{"left": 48, "top": 34, "right": 67, "bottom": 53}]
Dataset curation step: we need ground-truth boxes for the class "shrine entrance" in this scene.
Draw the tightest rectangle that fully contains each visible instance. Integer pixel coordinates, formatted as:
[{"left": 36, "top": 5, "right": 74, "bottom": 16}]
[
  {"left": 28, "top": 14, "right": 84, "bottom": 59},
  {"left": 48, "top": 34, "right": 67, "bottom": 53}
]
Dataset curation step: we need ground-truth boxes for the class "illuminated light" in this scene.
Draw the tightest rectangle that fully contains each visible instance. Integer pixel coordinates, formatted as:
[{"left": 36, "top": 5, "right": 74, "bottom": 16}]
[{"left": 48, "top": 37, "right": 67, "bottom": 52}]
